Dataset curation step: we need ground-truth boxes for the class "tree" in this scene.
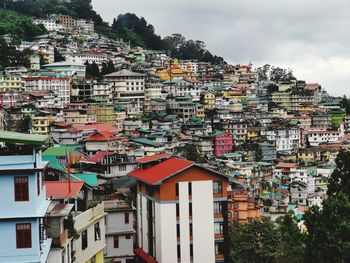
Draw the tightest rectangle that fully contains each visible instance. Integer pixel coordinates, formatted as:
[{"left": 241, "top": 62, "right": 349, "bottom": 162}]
[
  {"left": 54, "top": 47, "right": 65, "bottom": 62},
  {"left": 229, "top": 218, "right": 282, "bottom": 263},
  {"left": 304, "top": 192, "right": 350, "bottom": 263},
  {"left": 276, "top": 211, "right": 305, "bottom": 263},
  {"left": 17, "top": 115, "right": 32, "bottom": 133},
  {"left": 327, "top": 149, "right": 350, "bottom": 197},
  {"left": 101, "top": 60, "right": 115, "bottom": 75}
]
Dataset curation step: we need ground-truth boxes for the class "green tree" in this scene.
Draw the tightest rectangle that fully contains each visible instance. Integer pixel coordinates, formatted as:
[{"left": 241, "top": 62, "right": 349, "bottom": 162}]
[
  {"left": 327, "top": 149, "right": 350, "bottom": 197},
  {"left": 229, "top": 218, "right": 282, "bottom": 263},
  {"left": 276, "top": 211, "right": 305, "bottom": 263},
  {"left": 304, "top": 193, "right": 350, "bottom": 263}
]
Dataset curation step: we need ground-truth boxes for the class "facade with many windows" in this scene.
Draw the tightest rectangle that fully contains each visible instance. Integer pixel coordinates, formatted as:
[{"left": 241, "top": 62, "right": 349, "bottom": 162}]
[{"left": 129, "top": 154, "right": 229, "bottom": 263}]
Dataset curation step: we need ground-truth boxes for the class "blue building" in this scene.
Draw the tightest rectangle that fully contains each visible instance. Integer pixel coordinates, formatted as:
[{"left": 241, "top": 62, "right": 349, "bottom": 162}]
[{"left": 0, "top": 131, "right": 52, "bottom": 263}]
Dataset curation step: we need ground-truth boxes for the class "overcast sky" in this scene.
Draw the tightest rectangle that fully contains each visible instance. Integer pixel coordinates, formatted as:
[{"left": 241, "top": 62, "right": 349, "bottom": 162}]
[{"left": 92, "top": 0, "right": 350, "bottom": 96}]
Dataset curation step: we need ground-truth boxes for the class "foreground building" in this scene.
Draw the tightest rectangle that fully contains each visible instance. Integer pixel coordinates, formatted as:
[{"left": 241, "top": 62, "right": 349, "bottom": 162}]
[
  {"left": 0, "top": 131, "right": 52, "bottom": 263},
  {"left": 129, "top": 154, "right": 228, "bottom": 263}
]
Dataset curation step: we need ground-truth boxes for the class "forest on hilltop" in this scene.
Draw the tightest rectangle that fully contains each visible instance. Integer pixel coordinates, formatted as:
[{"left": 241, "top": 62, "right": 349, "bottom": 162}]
[{"left": 0, "top": 0, "right": 226, "bottom": 65}]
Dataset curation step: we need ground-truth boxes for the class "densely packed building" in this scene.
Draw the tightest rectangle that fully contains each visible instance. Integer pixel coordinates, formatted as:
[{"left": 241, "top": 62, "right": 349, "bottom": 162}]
[{"left": 1, "top": 12, "right": 349, "bottom": 263}]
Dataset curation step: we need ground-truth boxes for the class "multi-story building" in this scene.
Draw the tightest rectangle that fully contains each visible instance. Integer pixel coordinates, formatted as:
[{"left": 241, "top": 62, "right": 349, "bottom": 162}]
[
  {"left": 213, "top": 131, "right": 233, "bottom": 156},
  {"left": 227, "top": 188, "right": 262, "bottom": 223},
  {"left": 105, "top": 69, "right": 145, "bottom": 114},
  {"left": 34, "top": 18, "right": 63, "bottom": 32},
  {"left": 23, "top": 76, "right": 71, "bottom": 107},
  {"left": 307, "top": 129, "right": 343, "bottom": 147},
  {"left": 261, "top": 126, "right": 300, "bottom": 153},
  {"left": 90, "top": 104, "right": 115, "bottom": 125},
  {"left": 0, "top": 73, "right": 23, "bottom": 92},
  {"left": 103, "top": 199, "right": 135, "bottom": 263},
  {"left": 72, "top": 203, "right": 107, "bottom": 263},
  {"left": 130, "top": 154, "right": 229, "bottom": 263},
  {"left": 32, "top": 115, "right": 56, "bottom": 135},
  {"left": 200, "top": 91, "right": 216, "bottom": 110},
  {"left": 0, "top": 131, "right": 52, "bottom": 263}
]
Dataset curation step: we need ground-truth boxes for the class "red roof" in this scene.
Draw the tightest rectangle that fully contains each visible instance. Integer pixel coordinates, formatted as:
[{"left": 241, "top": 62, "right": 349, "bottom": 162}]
[
  {"left": 85, "top": 131, "right": 117, "bottom": 142},
  {"left": 275, "top": 162, "right": 297, "bottom": 169},
  {"left": 134, "top": 248, "right": 158, "bottom": 263},
  {"left": 129, "top": 157, "right": 193, "bottom": 185},
  {"left": 45, "top": 181, "right": 84, "bottom": 199},
  {"left": 137, "top": 153, "right": 173, "bottom": 164},
  {"left": 86, "top": 151, "right": 113, "bottom": 163},
  {"left": 74, "top": 123, "right": 118, "bottom": 133}
]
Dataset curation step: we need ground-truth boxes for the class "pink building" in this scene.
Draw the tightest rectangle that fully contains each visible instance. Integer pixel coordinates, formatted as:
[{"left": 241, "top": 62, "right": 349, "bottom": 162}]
[{"left": 213, "top": 131, "right": 233, "bottom": 156}]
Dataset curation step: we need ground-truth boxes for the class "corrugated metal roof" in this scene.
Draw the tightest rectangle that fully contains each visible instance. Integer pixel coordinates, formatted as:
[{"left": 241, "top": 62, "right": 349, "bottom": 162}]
[
  {"left": 45, "top": 181, "right": 84, "bottom": 199},
  {"left": 0, "top": 131, "right": 48, "bottom": 145}
]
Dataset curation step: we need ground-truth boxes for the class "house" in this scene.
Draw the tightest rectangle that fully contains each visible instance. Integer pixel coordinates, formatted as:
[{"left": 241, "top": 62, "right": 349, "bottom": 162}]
[
  {"left": 84, "top": 131, "right": 119, "bottom": 152},
  {"left": 0, "top": 131, "right": 52, "bottom": 263},
  {"left": 129, "top": 156, "right": 229, "bottom": 263},
  {"left": 307, "top": 129, "right": 343, "bottom": 147},
  {"left": 103, "top": 199, "right": 136, "bottom": 263},
  {"left": 213, "top": 131, "right": 233, "bottom": 156}
]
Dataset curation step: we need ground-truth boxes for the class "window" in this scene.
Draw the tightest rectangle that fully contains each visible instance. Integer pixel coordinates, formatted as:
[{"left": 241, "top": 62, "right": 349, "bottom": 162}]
[
  {"left": 234, "top": 211, "right": 238, "bottom": 218},
  {"left": 189, "top": 203, "right": 192, "bottom": 217},
  {"left": 124, "top": 213, "right": 129, "bottom": 224},
  {"left": 176, "top": 203, "right": 180, "bottom": 217},
  {"left": 177, "top": 244, "right": 181, "bottom": 259},
  {"left": 114, "top": 235, "right": 119, "bottom": 248},
  {"left": 213, "top": 181, "right": 222, "bottom": 194},
  {"left": 37, "top": 174, "right": 40, "bottom": 196},
  {"left": 125, "top": 234, "right": 131, "bottom": 239},
  {"left": 82, "top": 230, "right": 88, "bottom": 250},
  {"left": 214, "top": 222, "right": 224, "bottom": 235},
  {"left": 190, "top": 244, "right": 193, "bottom": 257},
  {"left": 188, "top": 182, "right": 192, "bottom": 196},
  {"left": 214, "top": 202, "right": 223, "bottom": 214},
  {"left": 176, "top": 224, "right": 180, "bottom": 238},
  {"left": 175, "top": 183, "right": 179, "bottom": 196},
  {"left": 15, "top": 177, "right": 29, "bottom": 201},
  {"left": 94, "top": 222, "right": 101, "bottom": 241},
  {"left": 233, "top": 202, "right": 238, "bottom": 209},
  {"left": 189, "top": 223, "right": 193, "bottom": 237},
  {"left": 16, "top": 223, "right": 31, "bottom": 248},
  {"left": 119, "top": 165, "right": 126, "bottom": 171},
  {"left": 215, "top": 242, "right": 225, "bottom": 254}
]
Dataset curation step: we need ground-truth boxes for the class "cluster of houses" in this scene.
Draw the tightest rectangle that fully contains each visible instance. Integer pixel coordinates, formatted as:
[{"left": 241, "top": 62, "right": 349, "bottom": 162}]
[{"left": 1, "top": 12, "right": 349, "bottom": 263}]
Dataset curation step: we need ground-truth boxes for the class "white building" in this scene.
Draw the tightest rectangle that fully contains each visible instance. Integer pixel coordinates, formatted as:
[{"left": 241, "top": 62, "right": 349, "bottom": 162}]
[
  {"left": 105, "top": 69, "right": 145, "bottom": 114},
  {"left": 23, "top": 77, "right": 71, "bottom": 107},
  {"left": 307, "top": 129, "right": 343, "bottom": 146},
  {"left": 67, "top": 52, "right": 108, "bottom": 66},
  {"left": 261, "top": 127, "right": 300, "bottom": 153},
  {"left": 129, "top": 155, "right": 228, "bottom": 263},
  {"left": 103, "top": 199, "right": 135, "bottom": 263},
  {"left": 72, "top": 203, "right": 107, "bottom": 263},
  {"left": 34, "top": 19, "right": 63, "bottom": 32}
]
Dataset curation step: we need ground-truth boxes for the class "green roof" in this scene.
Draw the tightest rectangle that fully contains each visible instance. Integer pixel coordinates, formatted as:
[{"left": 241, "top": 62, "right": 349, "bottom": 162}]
[
  {"left": 131, "top": 138, "right": 161, "bottom": 146},
  {"left": 72, "top": 173, "right": 98, "bottom": 187},
  {"left": 43, "top": 146, "right": 78, "bottom": 156},
  {"left": 0, "top": 131, "right": 48, "bottom": 146},
  {"left": 42, "top": 156, "right": 66, "bottom": 173},
  {"left": 212, "top": 131, "right": 225, "bottom": 137}
]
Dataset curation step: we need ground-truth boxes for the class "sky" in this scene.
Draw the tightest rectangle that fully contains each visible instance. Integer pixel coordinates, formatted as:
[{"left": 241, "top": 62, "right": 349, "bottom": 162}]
[{"left": 92, "top": 0, "right": 350, "bottom": 96}]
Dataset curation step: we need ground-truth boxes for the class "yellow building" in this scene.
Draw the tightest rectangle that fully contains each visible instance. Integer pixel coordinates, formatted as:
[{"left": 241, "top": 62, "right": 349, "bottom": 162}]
[
  {"left": 223, "top": 90, "right": 246, "bottom": 100},
  {"left": 271, "top": 92, "right": 292, "bottom": 111},
  {"left": 0, "top": 74, "right": 22, "bottom": 92},
  {"left": 196, "top": 105, "right": 205, "bottom": 121},
  {"left": 32, "top": 115, "right": 56, "bottom": 135},
  {"left": 200, "top": 91, "right": 216, "bottom": 110},
  {"left": 90, "top": 104, "right": 115, "bottom": 125},
  {"left": 247, "top": 127, "right": 260, "bottom": 141},
  {"left": 156, "top": 59, "right": 196, "bottom": 81}
]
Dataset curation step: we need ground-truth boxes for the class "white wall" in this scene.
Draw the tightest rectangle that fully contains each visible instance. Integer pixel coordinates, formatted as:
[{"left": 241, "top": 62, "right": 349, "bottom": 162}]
[
  {"left": 192, "top": 181, "right": 215, "bottom": 263},
  {"left": 179, "top": 182, "right": 190, "bottom": 262}
]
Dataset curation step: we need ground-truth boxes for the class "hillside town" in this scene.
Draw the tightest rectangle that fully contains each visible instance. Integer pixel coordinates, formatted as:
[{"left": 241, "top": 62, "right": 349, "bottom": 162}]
[{"left": 2, "top": 8, "right": 350, "bottom": 263}]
